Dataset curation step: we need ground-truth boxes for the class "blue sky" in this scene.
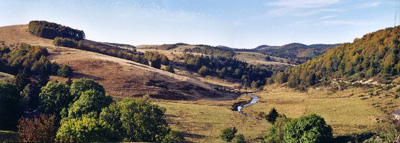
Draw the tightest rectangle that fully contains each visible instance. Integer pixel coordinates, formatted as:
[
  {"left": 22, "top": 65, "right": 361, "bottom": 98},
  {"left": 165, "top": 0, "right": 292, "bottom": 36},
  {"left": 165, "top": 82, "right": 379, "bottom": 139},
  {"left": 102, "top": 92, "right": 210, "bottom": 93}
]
[{"left": 0, "top": 0, "right": 398, "bottom": 48}]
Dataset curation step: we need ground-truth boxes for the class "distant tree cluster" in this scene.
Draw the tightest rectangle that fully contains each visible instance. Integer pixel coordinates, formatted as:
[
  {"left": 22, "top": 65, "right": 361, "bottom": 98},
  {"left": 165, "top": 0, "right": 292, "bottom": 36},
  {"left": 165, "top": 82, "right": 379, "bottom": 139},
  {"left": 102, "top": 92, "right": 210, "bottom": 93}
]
[
  {"left": 144, "top": 51, "right": 170, "bottom": 69},
  {"left": 270, "top": 26, "right": 400, "bottom": 88},
  {"left": 183, "top": 54, "right": 285, "bottom": 88},
  {"left": 183, "top": 45, "right": 236, "bottom": 57},
  {"left": 28, "top": 21, "right": 85, "bottom": 40},
  {"left": 0, "top": 77, "right": 182, "bottom": 142},
  {"left": 53, "top": 37, "right": 149, "bottom": 65},
  {"left": 0, "top": 43, "right": 72, "bottom": 85}
]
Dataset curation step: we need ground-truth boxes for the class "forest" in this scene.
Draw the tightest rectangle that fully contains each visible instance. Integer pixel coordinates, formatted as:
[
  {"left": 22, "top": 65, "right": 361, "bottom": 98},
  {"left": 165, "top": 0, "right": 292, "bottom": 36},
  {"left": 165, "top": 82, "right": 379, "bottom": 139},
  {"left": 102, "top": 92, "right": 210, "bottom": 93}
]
[
  {"left": 270, "top": 26, "right": 400, "bottom": 88},
  {"left": 28, "top": 21, "right": 85, "bottom": 40}
]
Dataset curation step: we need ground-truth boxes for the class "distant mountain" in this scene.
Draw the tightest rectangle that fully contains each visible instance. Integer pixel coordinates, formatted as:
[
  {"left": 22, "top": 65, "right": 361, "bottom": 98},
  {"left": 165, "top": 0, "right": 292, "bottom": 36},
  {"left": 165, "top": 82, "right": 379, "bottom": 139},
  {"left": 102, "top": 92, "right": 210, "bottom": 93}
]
[
  {"left": 249, "top": 43, "right": 340, "bottom": 64},
  {"left": 273, "top": 26, "right": 400, "bottom": 88}
]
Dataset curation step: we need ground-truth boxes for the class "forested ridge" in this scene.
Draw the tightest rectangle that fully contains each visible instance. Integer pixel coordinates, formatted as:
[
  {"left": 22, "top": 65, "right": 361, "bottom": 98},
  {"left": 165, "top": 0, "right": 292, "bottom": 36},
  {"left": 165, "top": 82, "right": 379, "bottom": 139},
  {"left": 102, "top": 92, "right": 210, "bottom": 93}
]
[{"left": 271, "top": 26, "right": 400, "bottom": 88}]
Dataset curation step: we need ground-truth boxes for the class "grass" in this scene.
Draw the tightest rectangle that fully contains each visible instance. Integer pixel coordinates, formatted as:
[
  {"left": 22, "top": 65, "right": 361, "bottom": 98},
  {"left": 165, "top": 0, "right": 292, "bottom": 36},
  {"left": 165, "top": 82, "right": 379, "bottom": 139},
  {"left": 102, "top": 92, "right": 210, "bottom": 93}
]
[
  {"left": 155, "top": 101, "right": 269, "bottom": 143},
  {"left": 243, "top": 86, "right": 385, "bottom": 135}
]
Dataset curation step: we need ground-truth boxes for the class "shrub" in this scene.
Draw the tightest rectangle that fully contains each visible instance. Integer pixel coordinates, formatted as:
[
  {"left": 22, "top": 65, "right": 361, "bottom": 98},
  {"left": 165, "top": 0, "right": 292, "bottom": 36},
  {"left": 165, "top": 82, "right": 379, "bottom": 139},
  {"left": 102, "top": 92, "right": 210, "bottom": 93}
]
[
  {"left": 22, "top": 83, "right": 41, "bottom": 111},
  {"left": 220, "top": 127, "right": 237, "bottom": 142},
  {"left": 56, "top": 117, "right": 116, "bottom": 142},
  {"left": 18, "top": 115, "right": 56, "bottom": 143},
  {"left": 284, "top": 114, "right": 333, "bottom": 143},
  {"left": 165, "top": 65, "right": 175, "bottom": 73},
  {"left": 57, "top": 64, "right": 73, "bottom": 78},
  {"left": 53, "top": 37, "right": 78, "bottom": 48},
  {"left": 265, "top": 115, "right": 291, "bottom": 143},
  {"left": 234, "top": 134, "right": 245, "bottom": 143},
  {"left": 0, "top": 82, "right": 22, "bottom": 130},
  {"left": 162, "top": 131, "right": 185, "bottom": 143}
]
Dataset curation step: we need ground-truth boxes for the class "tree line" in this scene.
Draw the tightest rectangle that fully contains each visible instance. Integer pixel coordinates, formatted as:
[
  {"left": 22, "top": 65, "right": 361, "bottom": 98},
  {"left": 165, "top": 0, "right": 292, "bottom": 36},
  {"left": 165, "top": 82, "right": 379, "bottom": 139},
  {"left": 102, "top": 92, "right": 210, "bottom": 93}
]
[
  {"left": 28, "top": 21, "right": 85, "bottom": 40},
  {"left": 183, "top": 54, "right": 286, "bottom": 88},
  {"left": 269, "top": 26, "right": 400, "bottom": 89},
  {"left": 1, "top": 78, "right": 183, "bottom": 142}
]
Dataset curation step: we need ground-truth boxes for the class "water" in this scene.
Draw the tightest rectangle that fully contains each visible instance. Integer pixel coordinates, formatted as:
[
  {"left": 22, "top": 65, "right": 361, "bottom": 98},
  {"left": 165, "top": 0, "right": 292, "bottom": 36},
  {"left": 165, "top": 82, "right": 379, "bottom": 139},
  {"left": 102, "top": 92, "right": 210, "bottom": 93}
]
[{"left": 237, "top": 93, "right": 259, "bottom": 117}]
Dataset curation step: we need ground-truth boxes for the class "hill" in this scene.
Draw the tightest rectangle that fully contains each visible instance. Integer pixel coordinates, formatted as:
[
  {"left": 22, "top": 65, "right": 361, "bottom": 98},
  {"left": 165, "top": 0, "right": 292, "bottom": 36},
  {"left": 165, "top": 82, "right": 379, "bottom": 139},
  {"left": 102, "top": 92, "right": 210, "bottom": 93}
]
[
  {"left": 250, "top": 43, "right": 339, "bottom": 64},
  {"left": 0, "top": 25, "right": 234, "bottom": 100},
  {"left": 272, "top": 26, "right": 400, "bottom": 88}
]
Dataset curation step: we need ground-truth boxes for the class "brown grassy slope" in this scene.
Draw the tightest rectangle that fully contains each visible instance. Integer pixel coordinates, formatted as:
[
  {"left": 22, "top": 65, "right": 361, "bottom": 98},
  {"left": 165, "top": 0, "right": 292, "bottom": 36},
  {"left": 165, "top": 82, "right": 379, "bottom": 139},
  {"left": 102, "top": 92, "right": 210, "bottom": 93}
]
[{"left": 0, "top": 25, "right": 232, "bottom": 100}]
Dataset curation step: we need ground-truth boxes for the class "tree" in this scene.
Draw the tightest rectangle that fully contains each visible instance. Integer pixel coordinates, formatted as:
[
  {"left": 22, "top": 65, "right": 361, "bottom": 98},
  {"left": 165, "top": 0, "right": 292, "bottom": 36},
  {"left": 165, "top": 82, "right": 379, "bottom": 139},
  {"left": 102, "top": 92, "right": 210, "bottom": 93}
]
[
  {"left": 99, "top": 100, "right": 170, "bottom": 142},
  {"left": 56, "top": 117, "right": 116, "bottom": 142},
  {"left": 162, "top": 131, "right": 185, "bottom": 143},
  {"left": 220, "top": 127, "right": 237, "bottom": 142},
  {"left": 38, "top": 67, "right": 50, "bottom": 87},
  {"left": 18, "top": 115, "right": 56, "bottom": 143},
  {"left": 265, "top": 115, "right": 291, "bottom": 143},
  {"left": 70, "top": 78, "right": 105, "bottom": 101},
  {"left": 198, "top": 66, "right": 209, "bottom": 76},
  {"left": 234, "top": 134, "right": 246, "bottom": 143},
  {"left": 57, "top": 64, "right": 73, "bottom": 77},
  {"left": 22, "top": 83, "right": 41, "bottom": 111},
  {"left": 151, "top": 58, "right": 162, "bottom": 69},
  {"left": 14, "top": 68, "right": 30, "bottom": 90},
  {"left": 0, "top": 82, "right": 22, "bottom": 130},
  {"left": 68, "top": 89, "right": 112, "bottom": 118},
  {"left": 284, "top": 114, "right": 332, "bottom": 143},
  {"left": 266, "top": 108, "right": 279, "bottom": 124},
  {"left": 38, "top": 82, "right": 73, "bottom": 120}
]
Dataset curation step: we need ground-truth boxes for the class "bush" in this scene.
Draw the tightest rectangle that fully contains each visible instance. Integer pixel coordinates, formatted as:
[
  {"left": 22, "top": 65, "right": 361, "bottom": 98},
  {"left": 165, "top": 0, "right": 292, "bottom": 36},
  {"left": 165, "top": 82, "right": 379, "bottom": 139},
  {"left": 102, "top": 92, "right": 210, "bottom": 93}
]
[
  {"left": 284, "top": 114, "right": 332, "bottom": 143},
  {"left": 57, "top": 64, "right": 73, "bottom": 77},
  {"left": 100, "top": 100, "right": 170, "bottom": 142},
  {"left": 265, "top": 115, "right": 291, "bottom": 143},
  {"left": 22, "top": 83, "right": 41, "bottom": 111},
  {"left": 0, "top": 82, "right": 22, "bottom": 130},
  {"left": 165, "top": 65, "right": 175, "bottom": 73},
  {"left": 18, "top": 115, "right": 56, "bottom": 143},
  {"left": 162, "top": 131, "right": 185, "bottom": 143},
  {"left": 53, "top": 37, "right": 78, "bottom": 48},
  {"left": 56, "top": 117, "right": 116, "bottom": 142},
  {"left": 220, "top": 127, "right": 237, "bottom": 142}
]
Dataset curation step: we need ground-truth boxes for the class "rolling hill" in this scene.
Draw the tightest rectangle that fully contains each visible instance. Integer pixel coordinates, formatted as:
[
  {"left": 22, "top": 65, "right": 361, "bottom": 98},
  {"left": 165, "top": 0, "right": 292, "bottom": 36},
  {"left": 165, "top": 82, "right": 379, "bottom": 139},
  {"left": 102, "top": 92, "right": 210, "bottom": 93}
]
[
  {"left": 273, "top": 26, "right": 400, "bottom": 88},
  {"left": 0, "top": 25, "right": 236, "bottom": 100}
]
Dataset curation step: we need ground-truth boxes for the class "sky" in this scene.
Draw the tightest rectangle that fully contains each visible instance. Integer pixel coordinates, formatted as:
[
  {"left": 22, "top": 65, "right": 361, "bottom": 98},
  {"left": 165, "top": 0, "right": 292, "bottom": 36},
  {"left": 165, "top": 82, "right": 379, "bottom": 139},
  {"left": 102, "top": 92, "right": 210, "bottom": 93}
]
[{"left": 0, "top": 0, "right": 398, "bottom": 48}]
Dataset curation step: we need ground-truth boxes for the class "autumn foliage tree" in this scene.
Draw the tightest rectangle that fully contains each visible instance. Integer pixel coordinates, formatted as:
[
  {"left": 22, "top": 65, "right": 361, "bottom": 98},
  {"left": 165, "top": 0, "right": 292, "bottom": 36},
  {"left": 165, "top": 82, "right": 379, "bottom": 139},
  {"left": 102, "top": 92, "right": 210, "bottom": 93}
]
[{"left": 18, "top": 115, "right": 56, "bottom": 143}]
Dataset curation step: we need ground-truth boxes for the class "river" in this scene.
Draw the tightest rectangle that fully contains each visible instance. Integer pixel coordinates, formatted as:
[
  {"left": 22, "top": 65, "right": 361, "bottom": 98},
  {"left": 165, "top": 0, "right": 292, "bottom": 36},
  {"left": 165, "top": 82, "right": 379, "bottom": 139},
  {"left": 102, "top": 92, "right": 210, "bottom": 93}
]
[{"left": 237, "top": 93, "right": 259, "bottom": 118}]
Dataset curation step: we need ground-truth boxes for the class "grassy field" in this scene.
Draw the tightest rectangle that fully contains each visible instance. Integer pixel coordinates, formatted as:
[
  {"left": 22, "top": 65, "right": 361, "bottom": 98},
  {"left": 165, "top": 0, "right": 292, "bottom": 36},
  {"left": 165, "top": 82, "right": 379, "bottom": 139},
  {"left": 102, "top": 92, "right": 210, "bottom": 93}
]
[
  {"left": 243, "top": 86, "right": 386, "bottom": 135},
  {"left": 155, "top": 101, "right": 269, "bottom": 143}
]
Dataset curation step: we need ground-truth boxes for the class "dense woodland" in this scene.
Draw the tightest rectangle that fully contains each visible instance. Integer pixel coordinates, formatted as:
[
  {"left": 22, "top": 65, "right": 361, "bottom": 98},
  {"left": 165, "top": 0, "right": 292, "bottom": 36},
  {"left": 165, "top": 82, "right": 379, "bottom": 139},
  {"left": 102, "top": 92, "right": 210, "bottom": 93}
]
[
  {"left": 28, "top": 21, "right": 85, "bottom": 40},
  {"left": 183, "top": 54, "right": 286, "bottom": 88},
  {"left": 271, "top": 26, "right": 400, "bottom": 88},
  {"left": 183, "top": 45, "right": 236, "bottom": 57}
]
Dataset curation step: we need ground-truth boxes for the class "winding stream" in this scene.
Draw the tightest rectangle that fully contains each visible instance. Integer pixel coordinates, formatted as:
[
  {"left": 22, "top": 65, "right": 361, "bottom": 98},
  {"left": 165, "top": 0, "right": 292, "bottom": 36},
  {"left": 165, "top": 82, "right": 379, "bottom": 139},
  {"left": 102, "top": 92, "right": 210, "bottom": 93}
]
[{"left": 237, "top": 93, "right": 259, "bottom": 118}]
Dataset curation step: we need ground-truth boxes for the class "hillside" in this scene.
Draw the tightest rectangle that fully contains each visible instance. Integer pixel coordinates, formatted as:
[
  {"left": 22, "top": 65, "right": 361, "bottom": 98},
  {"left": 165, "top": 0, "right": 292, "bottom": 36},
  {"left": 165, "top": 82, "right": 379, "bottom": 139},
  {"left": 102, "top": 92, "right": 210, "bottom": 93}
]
[
  {"left": 273, "top": 26, "right": 400, "bottom": 88},
  {"left": 0, "top": 25, "right": 234, "bottom": 100}
]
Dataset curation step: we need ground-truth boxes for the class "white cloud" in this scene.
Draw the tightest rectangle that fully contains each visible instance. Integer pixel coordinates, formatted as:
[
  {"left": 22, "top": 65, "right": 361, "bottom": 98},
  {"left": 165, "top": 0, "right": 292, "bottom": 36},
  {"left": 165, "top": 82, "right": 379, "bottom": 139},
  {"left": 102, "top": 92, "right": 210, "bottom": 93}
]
[{"left": 265, "top": 0, "right": 341, "bottom": 17}]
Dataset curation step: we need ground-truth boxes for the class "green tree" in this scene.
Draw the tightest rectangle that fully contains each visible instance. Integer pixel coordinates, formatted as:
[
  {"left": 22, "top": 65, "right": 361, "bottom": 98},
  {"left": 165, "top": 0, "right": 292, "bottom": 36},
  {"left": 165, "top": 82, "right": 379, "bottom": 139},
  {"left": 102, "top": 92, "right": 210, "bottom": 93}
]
[
  {"left": 70, "top": 78, "right": 105, "bottom": 101},
  {"left": 22, "top": 83, "right": 41, "bottom": 111},
  {"left": 162, "top": 131, "right": 185, "bottom": 143},
  {"left": 14, "top": 68, "right": 30, "bottom": 90},
  {"left": 266, "top": 108, "right": 279, "bottom": 124},
  {"left": 0, "top": 82, "right": 22, "bottom": 130},
  {"left": 220, "top": 127, "right": 237, "bottom": 142},
  {"left": 68, "top": 89, "right": 112, "bottom": 118},
  {"left": 56, "top": 117, "right": 116, "bottom": 143},
  {"left": 57, "top": 64, "right": 73, "bottom": 77},
  {"left": 38, "top": 82, "right": 73, "bottom": 120},
  {"left": 265, "top": 115, "right": 291, "bottom": 143},
  {"left": 151, "top": 58, "right": 162, "bottom": 69},
  {"left": 100, "top": 100, "right": 170, "bottom": 142},
  {"left": 284, "top": 114, "right": 332, "bottom": 143}
]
